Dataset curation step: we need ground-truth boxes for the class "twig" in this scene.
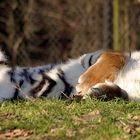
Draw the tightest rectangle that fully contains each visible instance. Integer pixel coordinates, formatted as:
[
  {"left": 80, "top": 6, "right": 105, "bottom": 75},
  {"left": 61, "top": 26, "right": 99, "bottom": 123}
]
[
  {"left": 14, "top": 84, "right": 34, "bottom": 101},
  {"left": 60, "top": 91, "right": 73, "bottom": 100}
]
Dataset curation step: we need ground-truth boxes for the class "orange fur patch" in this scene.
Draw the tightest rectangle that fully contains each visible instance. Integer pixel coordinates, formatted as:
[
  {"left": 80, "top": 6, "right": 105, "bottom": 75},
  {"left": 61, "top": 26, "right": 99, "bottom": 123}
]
[{"left": 77, "top": 51, "right": 128, "bottom": 95}]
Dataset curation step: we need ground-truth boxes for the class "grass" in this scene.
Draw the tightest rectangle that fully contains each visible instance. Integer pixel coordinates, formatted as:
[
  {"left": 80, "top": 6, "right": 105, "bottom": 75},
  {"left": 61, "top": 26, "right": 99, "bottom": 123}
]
[{"left": 0, "top": 98, "right": 140, "bottom": 140}]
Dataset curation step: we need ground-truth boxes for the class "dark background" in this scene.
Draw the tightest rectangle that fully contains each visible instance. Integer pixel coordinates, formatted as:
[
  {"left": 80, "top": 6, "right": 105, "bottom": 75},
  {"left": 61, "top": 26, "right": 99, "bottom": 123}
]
[{"left": 0, "top": 0, "right": 140, "bottom": 66}]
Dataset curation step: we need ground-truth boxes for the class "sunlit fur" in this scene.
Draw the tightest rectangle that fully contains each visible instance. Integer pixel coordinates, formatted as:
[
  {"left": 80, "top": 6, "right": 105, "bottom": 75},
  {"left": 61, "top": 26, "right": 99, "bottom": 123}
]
[
  {"left": 77, "top": 51, "right": 140, "bottom": 101},
  {"left": 115, "top": 51, "right": 140, "bottom": 101},
  {"left": 1, "top": 49, "right": 140, "bottom": 102},
  {"left": 76, "top": 52, "right": 127, "bottom": 95}
]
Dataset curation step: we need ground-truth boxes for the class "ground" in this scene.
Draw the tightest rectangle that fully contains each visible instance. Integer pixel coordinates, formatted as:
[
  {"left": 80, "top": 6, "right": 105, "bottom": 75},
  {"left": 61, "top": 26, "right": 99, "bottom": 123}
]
[{"left": 0, "top": 98, "right": 140, "bottom": 140}]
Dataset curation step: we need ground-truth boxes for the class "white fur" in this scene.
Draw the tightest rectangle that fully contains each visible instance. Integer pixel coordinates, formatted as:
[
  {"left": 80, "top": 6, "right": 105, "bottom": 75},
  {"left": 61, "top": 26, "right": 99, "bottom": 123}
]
[
  {"left": 0, "top": 50, "right": 103, "bottom": 101},
  {"left": 42, "top": 50, "right": 103, "bottom": 98},
  {"left": 0, "top": 50, "right": 7, "bottom": 62},
  {"left": 1, "top": 50, "right": 140, "bottom": 102},
  {"left": 115, "top": 51, "right": 140, "bottom": 101}
]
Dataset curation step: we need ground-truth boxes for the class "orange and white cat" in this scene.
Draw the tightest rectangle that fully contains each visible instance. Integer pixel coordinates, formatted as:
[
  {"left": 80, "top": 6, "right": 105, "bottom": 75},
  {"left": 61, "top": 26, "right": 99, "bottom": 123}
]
[
  {"left": 0, "top": 49, "right": 140, "bottom": 102},
  {"left": 76, "top": 51, "right": 140, "bottom": 101}
]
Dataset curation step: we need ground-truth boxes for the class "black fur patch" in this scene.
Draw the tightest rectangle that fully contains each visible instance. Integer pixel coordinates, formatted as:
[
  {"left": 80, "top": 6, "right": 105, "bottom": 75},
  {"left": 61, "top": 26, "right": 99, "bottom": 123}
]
[
  {"left": 57, "top": 68, "right": 73, "bottom": 99},
  {"left": 31, "top": 74, "right": 56, "bottom": 97},
  {"left": 31, "top": 78, "right": 46, "bottom": 97},
  {"left": 8, "top": 70, "right": 16, "bottom": 83},
  {"left": 41, "top": 74, "right": 56, "bottom": 97},
  {"left": 12, "top": 80, "right": 24, "bottom": 100},
  {"left": 19, "top": 69, "right": 36, "bottom": 85},
  {"left": 38, "top": 69, "right": 45, "bottom": 74},
  {"left": 88, "top": 55, "right": 93, "bottom": 67},
  {"left": 28, "top": 75, "right": 36, "bottom": 85}
]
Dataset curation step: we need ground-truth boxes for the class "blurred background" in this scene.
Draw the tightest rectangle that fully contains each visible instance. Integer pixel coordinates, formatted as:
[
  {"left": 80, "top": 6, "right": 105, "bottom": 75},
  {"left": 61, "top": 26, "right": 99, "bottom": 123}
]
[{"left": 0, "top": 0, "right": 140, "bottom": 66}]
